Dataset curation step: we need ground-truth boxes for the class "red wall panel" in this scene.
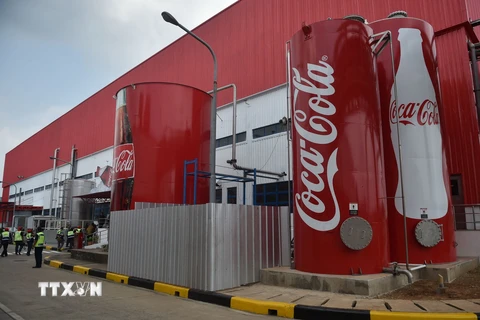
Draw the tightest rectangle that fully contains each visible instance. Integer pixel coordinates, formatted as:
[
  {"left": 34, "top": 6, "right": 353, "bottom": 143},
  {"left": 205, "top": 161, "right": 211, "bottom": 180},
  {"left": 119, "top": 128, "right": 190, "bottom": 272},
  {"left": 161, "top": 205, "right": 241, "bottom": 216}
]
[
  {"left": 436, "top": 28, "right": 480, "bottom": 203},
  {"left": 466, "top": 0, "right": 480, "bottom": 39},
  {"left": 2, "top": 0, "right": 474, "bottom": 202}
]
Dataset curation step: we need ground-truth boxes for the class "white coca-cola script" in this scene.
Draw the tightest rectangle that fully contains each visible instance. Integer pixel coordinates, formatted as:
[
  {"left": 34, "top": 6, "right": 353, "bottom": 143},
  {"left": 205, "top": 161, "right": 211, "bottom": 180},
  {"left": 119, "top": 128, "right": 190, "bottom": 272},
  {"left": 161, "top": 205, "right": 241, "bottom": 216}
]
[
  {"left": 390, "top": 99, "right": 439, "bottom": 126},
  {"left": 292, "top": 60, "right": 340, "bottom": 232},
  {"left": 113, "top": 147, "right": 135, "bottom": 177}
]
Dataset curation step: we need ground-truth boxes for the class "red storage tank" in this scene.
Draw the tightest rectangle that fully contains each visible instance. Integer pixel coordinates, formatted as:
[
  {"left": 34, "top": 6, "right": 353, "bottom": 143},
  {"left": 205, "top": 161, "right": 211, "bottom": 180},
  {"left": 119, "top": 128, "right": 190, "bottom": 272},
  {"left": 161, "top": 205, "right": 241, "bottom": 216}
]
[
  {"left": 111, "top": 82, "right": 211, "bottom": 211},
  {"left": 289, "top": 18, "right": 389, "bottom": 275},
  {"left": 370, "top": 13, "right": 456, "bottom": 264}
]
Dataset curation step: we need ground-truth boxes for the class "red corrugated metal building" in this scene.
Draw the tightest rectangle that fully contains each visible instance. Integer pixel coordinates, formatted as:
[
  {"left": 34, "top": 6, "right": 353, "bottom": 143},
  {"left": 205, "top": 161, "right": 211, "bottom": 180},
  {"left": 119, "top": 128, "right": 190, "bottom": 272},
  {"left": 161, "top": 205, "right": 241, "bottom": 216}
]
[{"left": 2, "top": 0, "right": 480, "bottom": 211}]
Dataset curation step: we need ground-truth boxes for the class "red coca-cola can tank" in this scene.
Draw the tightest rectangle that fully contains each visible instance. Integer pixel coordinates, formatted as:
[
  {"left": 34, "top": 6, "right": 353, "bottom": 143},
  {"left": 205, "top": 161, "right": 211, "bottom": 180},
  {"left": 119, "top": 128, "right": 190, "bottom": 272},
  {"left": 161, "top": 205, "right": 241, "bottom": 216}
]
[
  {"left": 111, "top": 82, "right": 211, "bottom": 211},
  {"left": 370, "top": 14, "right": 456, "bottom": 264},
  {"left": 289, "top": 18, "right": 389, "bottom": 275}
]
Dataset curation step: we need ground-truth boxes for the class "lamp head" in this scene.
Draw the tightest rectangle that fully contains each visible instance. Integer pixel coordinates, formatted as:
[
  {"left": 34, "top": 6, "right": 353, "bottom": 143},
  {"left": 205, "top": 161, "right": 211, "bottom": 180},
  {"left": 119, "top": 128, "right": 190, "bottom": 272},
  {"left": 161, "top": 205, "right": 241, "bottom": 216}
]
[{"left": 162, "top": 11, "right": 179, "bottom": 26}]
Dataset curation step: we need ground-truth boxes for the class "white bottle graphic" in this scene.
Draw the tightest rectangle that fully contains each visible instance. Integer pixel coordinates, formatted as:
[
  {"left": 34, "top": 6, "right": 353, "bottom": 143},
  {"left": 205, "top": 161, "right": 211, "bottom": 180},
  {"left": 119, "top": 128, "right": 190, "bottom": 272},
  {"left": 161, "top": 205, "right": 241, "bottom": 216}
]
[{"left": 390, "top": 28, "right": 448, "bottom": 220}]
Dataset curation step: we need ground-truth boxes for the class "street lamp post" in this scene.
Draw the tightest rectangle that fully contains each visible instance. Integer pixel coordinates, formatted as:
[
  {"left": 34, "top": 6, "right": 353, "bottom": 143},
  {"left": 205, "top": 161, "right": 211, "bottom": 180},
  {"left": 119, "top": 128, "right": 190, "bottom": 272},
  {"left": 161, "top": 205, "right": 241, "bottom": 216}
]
[
  {"left": 162, "top": 11, "right": 218, "bottom": 203},
  {"left": 0, "top": 181, "right": 17, "bottom": 227}
]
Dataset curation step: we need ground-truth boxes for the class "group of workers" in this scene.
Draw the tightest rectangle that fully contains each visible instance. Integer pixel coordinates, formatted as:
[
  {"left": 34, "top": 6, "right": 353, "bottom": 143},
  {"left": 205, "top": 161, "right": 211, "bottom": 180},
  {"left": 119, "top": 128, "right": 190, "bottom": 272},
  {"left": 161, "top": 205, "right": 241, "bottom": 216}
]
[
  {"left": 55, "top": 226, "right": 83, "bottom": 250},
  {"left": 1, "top": 226, "right": 45, "bottom": 268},
  {"left": 1, "top": 224, "right": 95, "bottom": 268}
]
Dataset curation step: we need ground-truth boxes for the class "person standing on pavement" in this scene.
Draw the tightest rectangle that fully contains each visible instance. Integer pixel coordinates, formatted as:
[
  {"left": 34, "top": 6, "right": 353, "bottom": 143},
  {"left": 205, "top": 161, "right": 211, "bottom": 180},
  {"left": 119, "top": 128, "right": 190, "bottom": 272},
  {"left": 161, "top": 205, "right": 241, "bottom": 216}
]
[
  {"left": 25, "top": 228, "right": 34, "bottom": 256},
  {"left": 67, "top": 228, "right": 75, "bottom": 250},
  {"left": 14, "top": 226, "right": 25, "bottom": 255},
  {"left": 32, "top": 227, "right": 45, "bottom": 268},
  {"left": 1, "top": 228, "right": 12, "bottom": 257},
  {"left": 56, "top": 227, "right": 65, "bottom": 251}
]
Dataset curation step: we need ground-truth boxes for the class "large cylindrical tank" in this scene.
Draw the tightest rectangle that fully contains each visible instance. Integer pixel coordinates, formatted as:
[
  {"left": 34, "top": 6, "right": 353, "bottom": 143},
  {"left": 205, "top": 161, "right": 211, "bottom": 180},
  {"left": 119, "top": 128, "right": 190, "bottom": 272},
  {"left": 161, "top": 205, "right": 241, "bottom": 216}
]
[
  {"left": 111, "top": 82, "right": 211, "bottom": 211},
  {"left": 370, "top": 14, "right": 456, "bottom": 264},
  {"left": 63, "top": 179, "right": 95, "bottom": 225},
  {"left": 289, "top": 18, "right": 389, "bottom": 275}
]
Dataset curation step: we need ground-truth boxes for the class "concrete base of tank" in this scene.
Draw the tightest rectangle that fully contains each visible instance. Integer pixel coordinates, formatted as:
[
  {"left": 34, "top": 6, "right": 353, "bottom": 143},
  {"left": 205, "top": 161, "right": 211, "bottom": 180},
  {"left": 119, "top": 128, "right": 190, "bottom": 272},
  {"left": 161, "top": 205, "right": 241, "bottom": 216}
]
[{"left": 260, "top": 256, "right": 479, "bottom": 297}]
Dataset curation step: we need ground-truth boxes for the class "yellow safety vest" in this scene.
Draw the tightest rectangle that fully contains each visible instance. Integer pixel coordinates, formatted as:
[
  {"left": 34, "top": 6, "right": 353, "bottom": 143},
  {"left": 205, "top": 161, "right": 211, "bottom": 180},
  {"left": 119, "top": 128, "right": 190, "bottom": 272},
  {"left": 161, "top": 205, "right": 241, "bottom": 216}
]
[
  {"left": 35, "top": 232, "right": 45, "bottom": 247},
  {"left": 26, "top": 232, "right": 32, "bottom": 240},
  {"left": 1, "top": 231, "right": 9, "bottom": 241},
  {"left": 67, "top": 231, "right": 74, "bottom": 238},
  {"left": 57, "top": 230, "right": 63, "bottom": 234},
  {"left": 14, "top": 231, "right": 22, "bottom": 241}
]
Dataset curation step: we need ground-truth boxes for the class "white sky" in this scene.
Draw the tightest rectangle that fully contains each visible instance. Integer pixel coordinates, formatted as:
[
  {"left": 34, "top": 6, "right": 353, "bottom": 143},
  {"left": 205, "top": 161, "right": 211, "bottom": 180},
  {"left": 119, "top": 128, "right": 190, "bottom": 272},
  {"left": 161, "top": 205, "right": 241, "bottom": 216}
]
[{"left": 0, "top": 0, "right": 238, "bottom": 186}]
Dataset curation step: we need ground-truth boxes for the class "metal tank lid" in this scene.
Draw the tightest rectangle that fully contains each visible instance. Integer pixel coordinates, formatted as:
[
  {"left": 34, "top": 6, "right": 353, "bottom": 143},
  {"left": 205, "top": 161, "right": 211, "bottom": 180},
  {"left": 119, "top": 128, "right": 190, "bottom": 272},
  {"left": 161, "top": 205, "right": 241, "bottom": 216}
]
[
  {"left": 343, "top": 14, "right": 366, "bottom": 23},
  {"left": 387, "top": 11, "right": 408, "bottom": 18}
]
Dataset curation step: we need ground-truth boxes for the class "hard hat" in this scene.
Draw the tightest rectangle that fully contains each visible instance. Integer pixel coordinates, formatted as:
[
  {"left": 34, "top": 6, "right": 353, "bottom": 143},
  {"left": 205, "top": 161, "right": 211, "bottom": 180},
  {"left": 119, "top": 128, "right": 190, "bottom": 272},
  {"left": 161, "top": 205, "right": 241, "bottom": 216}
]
[
  {"left": 27, "top": 228, "right": 32, "bottom": 232},
  {"left": 4, "top": 228, "right": 9, "bottom": 231},
  {"left": 17, "top": 226, "right": 22, "bottom": 231}
]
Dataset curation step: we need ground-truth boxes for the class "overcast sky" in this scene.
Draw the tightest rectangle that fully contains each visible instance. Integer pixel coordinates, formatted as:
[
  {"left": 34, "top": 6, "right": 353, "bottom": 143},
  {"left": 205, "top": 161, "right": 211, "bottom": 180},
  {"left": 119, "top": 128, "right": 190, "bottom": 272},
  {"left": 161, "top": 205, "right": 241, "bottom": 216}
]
[{"left": 0, "top": 0, "right": 237, "bottom": 187}]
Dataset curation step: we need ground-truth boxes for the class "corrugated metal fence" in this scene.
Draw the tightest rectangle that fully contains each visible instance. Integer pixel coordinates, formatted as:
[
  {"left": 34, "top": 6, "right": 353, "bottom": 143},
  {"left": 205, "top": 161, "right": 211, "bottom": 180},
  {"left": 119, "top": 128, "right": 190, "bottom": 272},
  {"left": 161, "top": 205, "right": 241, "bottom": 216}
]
[{"left": 108, "top": 203, "right": 290, "bottom": 291}]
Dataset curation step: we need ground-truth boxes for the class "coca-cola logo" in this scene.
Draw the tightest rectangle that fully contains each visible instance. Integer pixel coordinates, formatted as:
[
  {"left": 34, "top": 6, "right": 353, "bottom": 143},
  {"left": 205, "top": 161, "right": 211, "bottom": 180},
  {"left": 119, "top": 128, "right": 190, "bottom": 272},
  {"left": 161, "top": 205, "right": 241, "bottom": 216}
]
[
  {"left": 390, "top": 99, "right": 439, "bottom": 126},
  {"left": 113, "top": 144, "right": 135, "bottom": 181},
  {"left": 292, "top": 60, "right": 340, "bottom": 232}
]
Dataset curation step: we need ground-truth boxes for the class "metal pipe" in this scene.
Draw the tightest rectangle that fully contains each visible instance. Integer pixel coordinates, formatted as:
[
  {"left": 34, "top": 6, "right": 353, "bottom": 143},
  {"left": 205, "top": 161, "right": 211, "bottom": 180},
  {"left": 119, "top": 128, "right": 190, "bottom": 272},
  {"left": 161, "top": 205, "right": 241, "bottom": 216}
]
[
  {"left": 388, "top": 31, "right": 410, "bottom": 271},
  {"left": 12, "top": 184, "right": 17, "bottom": 228},
  {"left": 285, "top": 40, "right": 293, "bottom": 269},
  {"left": 49, "top": 148, "right": 59, "bottom": 217},
  {"left": 207, "top": 83, "right": 237, "bottom": 162},
  {"left": 233, "top": 163, "right": 286, "bottom": 178},
  {"left": 468, "top": 41, "right": 480, "bottom": 130},
  {"left": 382, "top": 267, "right": 413, "bottom": 284}
]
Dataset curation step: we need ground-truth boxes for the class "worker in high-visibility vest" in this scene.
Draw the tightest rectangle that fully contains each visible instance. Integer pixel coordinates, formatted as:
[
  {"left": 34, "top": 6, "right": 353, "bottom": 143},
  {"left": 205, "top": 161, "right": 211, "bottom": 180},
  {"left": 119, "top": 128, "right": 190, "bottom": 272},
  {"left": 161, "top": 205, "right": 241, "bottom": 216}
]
[
  {"left": 14, "top": 226, "right": 25, "bottom": 255},
  {"left": 25, "top": 228, "right": 34, "bottom": 256},
  {"left": 1, "top": 228, "right": 12, "bottom": 257},
  {"left": 67, "top": 228, "right": 75, "bottom": 250},
  {"left": 56, "top": 227, "right": 65, "bottom": 251},
  {"left": 32, "top": 227, "right": 45, "bottom": 268}
]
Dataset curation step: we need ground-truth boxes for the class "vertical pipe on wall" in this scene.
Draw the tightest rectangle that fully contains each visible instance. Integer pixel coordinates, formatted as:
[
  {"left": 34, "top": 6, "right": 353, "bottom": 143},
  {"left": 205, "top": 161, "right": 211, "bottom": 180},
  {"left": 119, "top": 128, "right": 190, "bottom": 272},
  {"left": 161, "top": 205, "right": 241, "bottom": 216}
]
[
  {"left": 388, "top": 32, "right": 410, "bottom": 271},
  {"left": 49, "top": 148, "right": 59, "bottom": 217},
  {"left": 469, "top": 41, "right": 480, "bottom": 129},
  {"left": 285, "top": 40, "right": 293, "bottom": 269}
]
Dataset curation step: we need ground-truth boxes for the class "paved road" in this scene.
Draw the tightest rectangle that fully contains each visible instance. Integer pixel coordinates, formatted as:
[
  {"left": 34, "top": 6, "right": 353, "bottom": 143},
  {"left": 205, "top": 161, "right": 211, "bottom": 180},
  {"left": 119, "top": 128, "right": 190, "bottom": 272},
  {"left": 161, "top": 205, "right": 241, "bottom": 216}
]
[{"left": 0, "top": 253, "right": 269, "bottom": 320}]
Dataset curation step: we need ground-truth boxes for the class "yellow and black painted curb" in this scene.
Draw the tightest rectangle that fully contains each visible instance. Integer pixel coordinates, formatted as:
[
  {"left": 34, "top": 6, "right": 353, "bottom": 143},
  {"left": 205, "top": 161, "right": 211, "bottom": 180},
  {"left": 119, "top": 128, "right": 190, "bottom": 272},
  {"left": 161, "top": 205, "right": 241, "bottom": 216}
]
[
  {"left": 45, "top": 246, "right": 66, "bottom": 252},
  {"left": 43, "top": 258, "right": 480, "bottom": 320}
]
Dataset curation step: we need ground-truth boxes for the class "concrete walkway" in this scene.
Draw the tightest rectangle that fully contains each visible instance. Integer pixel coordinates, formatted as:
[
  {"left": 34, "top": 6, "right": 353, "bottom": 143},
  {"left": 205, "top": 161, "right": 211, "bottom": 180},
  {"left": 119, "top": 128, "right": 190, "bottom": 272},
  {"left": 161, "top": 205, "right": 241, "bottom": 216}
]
[
  {"left": 0, "top": 254, "right": 269, "bottom": 320},
  {"left": 45, "top": 255, "right": 480, "bottom": 315}
]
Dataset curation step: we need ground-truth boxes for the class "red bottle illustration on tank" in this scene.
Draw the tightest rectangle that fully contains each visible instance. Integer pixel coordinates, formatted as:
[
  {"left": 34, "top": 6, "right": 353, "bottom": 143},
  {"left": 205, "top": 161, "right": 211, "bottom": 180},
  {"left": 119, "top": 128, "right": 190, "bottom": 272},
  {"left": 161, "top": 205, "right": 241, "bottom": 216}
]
[
  {"left": 389, "top": 28, "right": 448, "bottom": 219},
  {"left": 111, "top": 88, "right": 135, "bottom": 211}
]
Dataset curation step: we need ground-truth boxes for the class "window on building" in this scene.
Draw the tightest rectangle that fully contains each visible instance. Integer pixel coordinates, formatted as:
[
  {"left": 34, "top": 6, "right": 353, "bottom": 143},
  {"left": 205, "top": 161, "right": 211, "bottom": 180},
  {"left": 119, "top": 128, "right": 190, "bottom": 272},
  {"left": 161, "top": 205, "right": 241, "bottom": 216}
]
[
  {"left": 216, "top": 189, "right": 222, "bottom": 203},
  {"left": 75, "top": 173, "right": 93, "bottom": 180},
  {"left": 252, "top": 119, "right": 290, "bottom": 139},
  {"left": 34, "top": 186, "right": 44, "bottom": 193},
  {"left": 45, "top": 184, "right": 52, "bottom": 190},
  {"left": 25, "top": 189, "right": 33, "bottom": 195},
  {"left": 216, "top": 132, "right": 247, "bottom": 148},
  {"left": 9, "top": 194, "right": 15, "bottom": 199},
  {"left": 227, "top": 187, "right": 237, "bottom": 204},
  {"left": 255, "top": 181, "right": 293, "bottom": 212}
]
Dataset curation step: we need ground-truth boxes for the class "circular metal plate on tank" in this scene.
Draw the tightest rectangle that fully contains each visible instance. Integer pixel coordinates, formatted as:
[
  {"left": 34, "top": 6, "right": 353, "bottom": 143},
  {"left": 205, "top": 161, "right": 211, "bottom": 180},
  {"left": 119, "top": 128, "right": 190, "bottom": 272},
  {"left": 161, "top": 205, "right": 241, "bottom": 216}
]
[
  {"left": 415, "top": 220, "right": 442, "bottom": 248},
  {"left": 340, "top": 217, "right": 373, "bottom": 250}
]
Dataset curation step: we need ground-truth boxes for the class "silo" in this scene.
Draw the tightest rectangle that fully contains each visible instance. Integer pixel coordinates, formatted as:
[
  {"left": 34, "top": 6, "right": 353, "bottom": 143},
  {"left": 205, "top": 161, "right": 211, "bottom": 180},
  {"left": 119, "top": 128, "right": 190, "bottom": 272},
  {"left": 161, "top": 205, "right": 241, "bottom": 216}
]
[
  {"left": 63, "top": 179, "right": 95, "bottom": 226},
  {"left": 370, "top": 12, "right": 456, "bottom": 264},
  {"left": 289, "top": 17, "right": 389, "bottom": 274},
  {"left": 111, "top": 82, "right": 212, "bottom": 211}
]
